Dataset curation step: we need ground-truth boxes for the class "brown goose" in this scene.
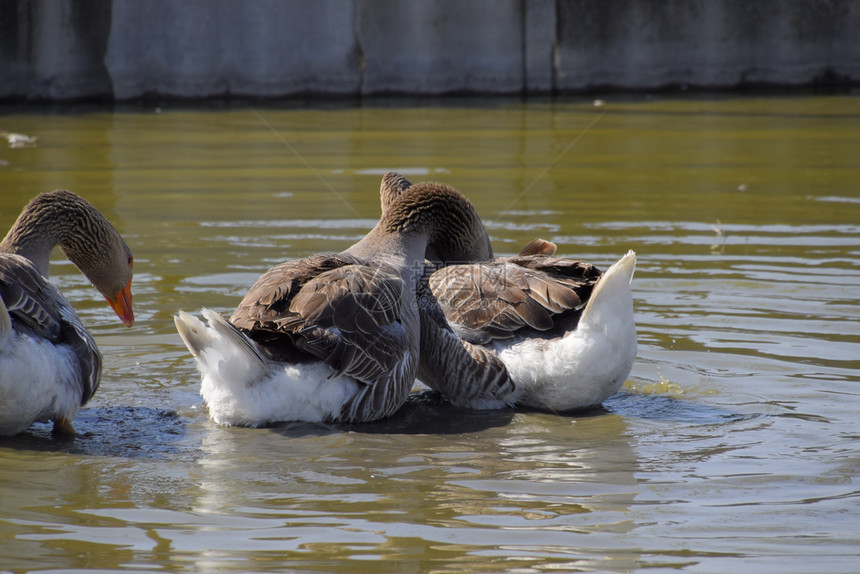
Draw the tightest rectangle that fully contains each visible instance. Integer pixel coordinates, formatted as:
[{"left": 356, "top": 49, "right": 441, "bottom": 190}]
[
  {"left": 0, "top": 190, "right": 134, "bottom": 436},
  {"left": 380, "top": 172, "right": 637, "bottom": 412},
  {"left": 174, "top": 181, "right": 488, "bottom": 426}
]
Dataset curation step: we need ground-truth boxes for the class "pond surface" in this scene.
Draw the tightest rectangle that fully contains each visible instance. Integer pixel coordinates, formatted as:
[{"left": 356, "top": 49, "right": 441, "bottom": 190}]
[{"left": 1, "top": 95, "right": 858, "bottom": 573}]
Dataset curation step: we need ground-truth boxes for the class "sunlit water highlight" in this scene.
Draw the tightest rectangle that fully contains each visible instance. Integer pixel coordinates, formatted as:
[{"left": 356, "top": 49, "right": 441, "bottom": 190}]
[{"left": 1, "top": 95, "right": 858, "bottom": 573}]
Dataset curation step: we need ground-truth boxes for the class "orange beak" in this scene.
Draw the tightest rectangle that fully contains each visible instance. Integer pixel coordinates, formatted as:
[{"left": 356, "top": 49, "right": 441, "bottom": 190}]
[{"left": 106, "top": 279, "right": 134, "bottom": 327}]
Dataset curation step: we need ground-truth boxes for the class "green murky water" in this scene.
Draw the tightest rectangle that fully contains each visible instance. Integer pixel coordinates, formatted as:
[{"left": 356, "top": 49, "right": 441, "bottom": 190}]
[{"left": 1, "top": 95, "right": 858, "bottom": 573}]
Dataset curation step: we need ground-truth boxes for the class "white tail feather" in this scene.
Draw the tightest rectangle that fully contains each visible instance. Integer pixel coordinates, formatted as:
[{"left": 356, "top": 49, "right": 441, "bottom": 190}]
[
  {"left": 506, "top": 251, "right": 638, "bottom": 411},
  {"left": 579, "top": 250, "right": 636, "bottom": 328},
  {"left": 174, "top": 309, "right": 271, "bottom": 384},
  {"left": 175, "top": 308, "right": 359, "bottom": 426}
]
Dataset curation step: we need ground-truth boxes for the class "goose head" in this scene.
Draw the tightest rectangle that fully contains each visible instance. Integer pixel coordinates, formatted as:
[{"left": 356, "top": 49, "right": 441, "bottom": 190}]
[
  {"left": 1, "top": 190, "right": 135, "bottom": 327},
  {"left": 74, "top": 227, "right": 135, "bottom": 328},
  {"left": 379, "top": 172, "right": 492, "bottom": 263}
]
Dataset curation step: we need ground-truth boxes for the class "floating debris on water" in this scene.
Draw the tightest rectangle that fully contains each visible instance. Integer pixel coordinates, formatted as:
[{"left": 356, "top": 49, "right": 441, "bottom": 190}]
[
  {"left": 1, "top": 131, "right": 38, "bottom": 148},
  {"left": 710, "top": 219, "right": 727, "bottom": 253}
]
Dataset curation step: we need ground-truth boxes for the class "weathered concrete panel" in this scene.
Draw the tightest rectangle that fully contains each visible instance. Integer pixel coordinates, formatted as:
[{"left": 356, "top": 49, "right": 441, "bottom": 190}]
[
  {"left": 0, "top": 0, "right": 112, "bottom": 100},
  {"left": 357, "top": 0, "right": 524, "bottom": 94},
  {"left": 524, "top": 0, "right": 556, "bottom": 92},
  {"left": 555, "top": 0, "right": 860, "bottom": 90},
  {"left": 106, "top": 0, "right": 361, "bottom": 99}
]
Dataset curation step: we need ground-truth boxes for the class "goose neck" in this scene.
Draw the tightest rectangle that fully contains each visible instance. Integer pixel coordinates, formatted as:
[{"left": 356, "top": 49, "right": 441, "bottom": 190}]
[{"left": 0, "top": 190, "right": 113, "bottom": 278}]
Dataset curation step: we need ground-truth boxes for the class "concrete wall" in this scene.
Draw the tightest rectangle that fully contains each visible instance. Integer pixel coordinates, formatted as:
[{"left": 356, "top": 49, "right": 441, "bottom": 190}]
[
  {"left": 556, "top": 0, "right": 860, "bottom": 89},
  {"left": 1, "top": 0, "right": 857, "bottom": 101}
]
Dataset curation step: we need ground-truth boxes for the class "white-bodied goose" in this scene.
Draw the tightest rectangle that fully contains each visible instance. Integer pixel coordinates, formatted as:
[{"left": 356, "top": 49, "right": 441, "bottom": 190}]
[
  {"left": 0, "top": 190, "right": 135, "bottom": 436},
  {"left": 380, "top": 172, "right": 637, "bottom": 412},
  {"left": 174, "top": 182, "right": 490, "bottom": 426}
]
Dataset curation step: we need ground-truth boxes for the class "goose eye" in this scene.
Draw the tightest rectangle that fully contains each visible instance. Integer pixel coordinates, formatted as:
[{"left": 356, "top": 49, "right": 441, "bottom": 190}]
[{"left": 128, "top": 255, "right": 134, "bottom": 267}]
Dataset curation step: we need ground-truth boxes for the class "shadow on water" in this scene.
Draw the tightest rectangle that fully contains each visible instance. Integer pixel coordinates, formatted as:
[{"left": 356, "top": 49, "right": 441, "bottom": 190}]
[
  {"left": 268, "top": 389, "right": 757, "bottom": 439},
  {"left": 1, "top": 391, "right": 758, "bottom": 458},
  {"left": 515, "top": 402, "right": 614, "bottom": 418},
  {"left": 604, "top": 391, "right": 756, "bottom": 425},
  {"left": 268, "top": 390, "right": 518, "bottom": 438},
  {"left": 0, "top": 393, "right": 580, "bottom": 458},
  {"left": 0, "top": 406, "right": 190, "bottom": 459}
]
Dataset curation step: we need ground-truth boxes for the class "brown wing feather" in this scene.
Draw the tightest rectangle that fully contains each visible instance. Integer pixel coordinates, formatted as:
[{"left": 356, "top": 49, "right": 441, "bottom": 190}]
[
  {"left": 0, "top": 254, "right": 101, "bottom": 404},
  {"left": 0, "top": 254, "right": 61, "bottom": 338},
  {"left": 428, "top": 254, "right": 602, "bottom": 343},
  {"left": 288, "top": 265, "right": 402, "bottom": 334},
  {"left": 230, "top": 253, "right": 410, "bottom": 391},
  {"left": 517, "top": 238, "right": 558, "bottom": 257}
]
